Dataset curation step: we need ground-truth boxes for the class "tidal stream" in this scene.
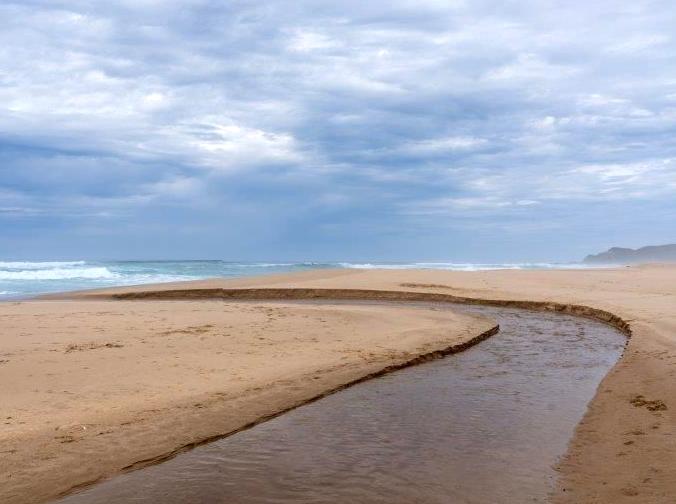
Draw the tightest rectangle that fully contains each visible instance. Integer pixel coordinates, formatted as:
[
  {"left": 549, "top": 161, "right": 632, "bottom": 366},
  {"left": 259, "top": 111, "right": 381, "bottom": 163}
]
[{"left": 54, "top": 302, "right": 626, "bottom": 503}]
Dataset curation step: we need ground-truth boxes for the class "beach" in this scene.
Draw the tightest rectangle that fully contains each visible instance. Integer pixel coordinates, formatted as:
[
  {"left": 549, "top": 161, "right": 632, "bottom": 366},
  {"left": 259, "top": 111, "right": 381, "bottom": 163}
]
[
  {"left": 0, "top": 294, "right": 495, "bottom": 503},
  {"left": 2, "top": 265, "right": 675, "bottom": 503}
]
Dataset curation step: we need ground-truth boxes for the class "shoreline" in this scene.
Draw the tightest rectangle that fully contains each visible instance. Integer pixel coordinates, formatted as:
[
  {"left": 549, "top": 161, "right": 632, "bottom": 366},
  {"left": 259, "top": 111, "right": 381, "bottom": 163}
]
[{"left": 2, "top": 266, "right": 675, "bottom": 503}]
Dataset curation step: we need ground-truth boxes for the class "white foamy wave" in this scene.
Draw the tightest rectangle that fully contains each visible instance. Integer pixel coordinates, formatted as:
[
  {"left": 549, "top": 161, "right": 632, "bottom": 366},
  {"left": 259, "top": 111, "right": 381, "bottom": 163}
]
[
  {"left": 338, "top": 262, "right": 593, "bottom": 271},
  {"left": 231, "top": 263, "right": 296, "bottom": 268},
  {"left": 0, "top": 260, "right": 86, "bottom": 270},
  {"left": 0, "top": 267, "right": 118, "bottom": 280},
  {"left": 231, "top": 262, "right": 331, "bottom": 268},
  {"left": 337, "top": 262, "right": 505, "bottom": 270},
  {"left": 338, "top": 263, "right": 413, "bottom": 270},
  {"left": 116, "top": 274, "right": 198, "bottom": 284}
]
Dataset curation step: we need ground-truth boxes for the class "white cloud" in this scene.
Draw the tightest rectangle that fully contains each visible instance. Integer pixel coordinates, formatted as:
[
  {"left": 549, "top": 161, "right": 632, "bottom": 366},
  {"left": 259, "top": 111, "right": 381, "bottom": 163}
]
[
  {"left": 483, "top": 53, "right": 579, "bottom": 82},
  {"left": 287, "top": 30, "right": 339, "bottom": 52},
  {"left": 605, "top": 34, "right": 670, "bottom": 54},
  {"left": 401, "top": 136, "right": 487, "bottom": 154},
  {"left": 403, "top": 196, "right": 532, "bottom": 216},
  {"left": 183, "top": 121, "right": 304, "bottom": 170}
]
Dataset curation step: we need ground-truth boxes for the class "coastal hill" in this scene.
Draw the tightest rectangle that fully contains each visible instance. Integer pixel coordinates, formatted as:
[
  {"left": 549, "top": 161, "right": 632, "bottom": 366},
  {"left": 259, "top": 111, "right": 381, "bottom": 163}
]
[{"left": 584, "top": 243, "right": 676, "bottom": 264}]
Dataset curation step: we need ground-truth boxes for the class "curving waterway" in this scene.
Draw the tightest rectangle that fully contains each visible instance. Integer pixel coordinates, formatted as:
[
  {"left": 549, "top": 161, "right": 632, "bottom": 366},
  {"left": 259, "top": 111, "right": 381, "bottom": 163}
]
[{"left": 54, "top": 302, "right": 626, "bottom": 504}]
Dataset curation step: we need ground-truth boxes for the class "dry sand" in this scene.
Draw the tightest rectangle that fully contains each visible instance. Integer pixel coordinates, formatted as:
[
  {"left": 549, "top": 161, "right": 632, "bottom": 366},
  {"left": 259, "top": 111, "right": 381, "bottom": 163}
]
[{"left": 2, "top": 264, "right": 675, "bottom": 503}]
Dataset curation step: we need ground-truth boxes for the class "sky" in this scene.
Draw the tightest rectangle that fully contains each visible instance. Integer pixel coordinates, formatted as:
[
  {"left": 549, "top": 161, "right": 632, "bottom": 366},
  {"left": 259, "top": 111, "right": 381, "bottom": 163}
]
[{"left": 1, "top": 0, "right": 675, "bottom": 262}]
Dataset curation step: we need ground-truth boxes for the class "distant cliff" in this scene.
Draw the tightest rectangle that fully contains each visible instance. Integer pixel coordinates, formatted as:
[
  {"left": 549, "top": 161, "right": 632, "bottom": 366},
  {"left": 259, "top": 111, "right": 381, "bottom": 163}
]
[{"left": 584, "top": 244, "right": 676, "bottom": 264}]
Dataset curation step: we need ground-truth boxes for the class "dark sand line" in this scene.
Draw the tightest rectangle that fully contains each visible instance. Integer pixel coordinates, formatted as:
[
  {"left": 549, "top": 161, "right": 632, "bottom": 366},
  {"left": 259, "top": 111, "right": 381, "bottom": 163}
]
[{"left": 107, "top": 286, "right": 632, "bottom": 336}]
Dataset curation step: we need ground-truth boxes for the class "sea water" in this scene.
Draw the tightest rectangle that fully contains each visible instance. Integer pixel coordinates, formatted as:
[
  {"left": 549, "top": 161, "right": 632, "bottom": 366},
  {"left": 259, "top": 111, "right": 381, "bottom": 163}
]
[{"left": 0, "top": 260, "right": 599, "bottom": 299}]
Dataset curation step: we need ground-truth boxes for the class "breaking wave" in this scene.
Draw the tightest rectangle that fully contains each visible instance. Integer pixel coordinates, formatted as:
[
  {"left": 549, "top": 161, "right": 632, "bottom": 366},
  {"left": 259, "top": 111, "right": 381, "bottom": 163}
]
[
  {"left": 0, "top": 267, "right": 118, "bottom": 280},
  {"left": 0, "top": 260, "right": 87, "bottom": 270},
  {"left": 338, "top": 262, "right": 591, "bottom": 271}
]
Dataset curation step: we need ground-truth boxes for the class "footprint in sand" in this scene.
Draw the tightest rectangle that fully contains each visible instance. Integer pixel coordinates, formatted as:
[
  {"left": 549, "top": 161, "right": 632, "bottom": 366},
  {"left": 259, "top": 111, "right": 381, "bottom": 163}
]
[{"left": 630, "top": 395, "right": 668, "bottom": 412}]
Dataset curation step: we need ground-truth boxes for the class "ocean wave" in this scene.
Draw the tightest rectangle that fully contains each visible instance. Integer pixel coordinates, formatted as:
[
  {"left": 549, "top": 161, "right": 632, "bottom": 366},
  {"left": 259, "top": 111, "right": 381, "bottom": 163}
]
[
  {"left": 115, "top": 274, "right": 198, "bottom": 284},
  {"left": 338, "top": 262, "right": 590, "bottom": 271},
  {"left": 229, "top": 262, "right": 332, "bottom": 268},
  {"left": 0, "top": 260, "right": 86, "bottom": 270},
  {"left": 0, "top": 260, "right": 603, "bottom": 298},
  {"left": 0, "top": 267, "right": 118, "bottom": 280},
  {"left": 230, "top": 263, "right": 296, "bottom": 268}
]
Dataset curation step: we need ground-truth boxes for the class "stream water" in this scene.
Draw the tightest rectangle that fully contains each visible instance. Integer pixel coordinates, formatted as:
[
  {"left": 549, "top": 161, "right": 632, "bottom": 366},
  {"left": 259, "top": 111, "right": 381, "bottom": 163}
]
[{"left": 54, "top": 302, "right": 625, "bottom": 503}]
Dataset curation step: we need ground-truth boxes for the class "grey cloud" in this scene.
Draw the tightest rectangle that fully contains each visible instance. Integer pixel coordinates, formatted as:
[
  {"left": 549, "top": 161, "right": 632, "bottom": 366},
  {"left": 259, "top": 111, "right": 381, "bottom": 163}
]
[{"left": 1, "top": 0, "right": 675, "bottom": 259}]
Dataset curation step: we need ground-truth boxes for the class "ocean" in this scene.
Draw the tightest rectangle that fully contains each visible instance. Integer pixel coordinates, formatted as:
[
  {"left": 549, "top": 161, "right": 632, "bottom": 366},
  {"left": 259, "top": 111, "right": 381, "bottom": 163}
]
[{"left": 0, "top": 260, "right": 596, "bottom": 299}]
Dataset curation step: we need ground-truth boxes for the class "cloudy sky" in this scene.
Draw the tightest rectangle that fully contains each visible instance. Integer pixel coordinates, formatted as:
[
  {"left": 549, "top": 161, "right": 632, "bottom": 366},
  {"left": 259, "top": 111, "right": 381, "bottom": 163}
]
[{"left": 1, "top": 1, "right": 675, "bottom": 261}]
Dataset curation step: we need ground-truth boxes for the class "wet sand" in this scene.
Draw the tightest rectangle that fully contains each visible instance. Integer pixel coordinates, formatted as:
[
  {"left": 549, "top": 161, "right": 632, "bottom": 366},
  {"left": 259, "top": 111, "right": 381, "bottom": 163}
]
[{"left": 2, "top": 264, "right": 675, "bottom": 502}]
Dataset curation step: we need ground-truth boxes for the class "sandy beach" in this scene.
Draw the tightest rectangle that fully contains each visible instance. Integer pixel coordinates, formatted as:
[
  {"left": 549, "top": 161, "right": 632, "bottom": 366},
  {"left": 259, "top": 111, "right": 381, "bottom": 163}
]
[
  {"left": 0, "top": 295, "right": 495, "bottom": 503},
  {"left": 2, "top": 265, "right": 676, "bottom": 503}
]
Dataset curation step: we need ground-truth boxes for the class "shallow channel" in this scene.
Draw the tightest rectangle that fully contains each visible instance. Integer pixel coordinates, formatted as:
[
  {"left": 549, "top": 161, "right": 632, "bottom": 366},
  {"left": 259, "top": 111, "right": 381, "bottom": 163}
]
[{"left": 54, "top": 302, "right": 626, "bottom": 504}]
